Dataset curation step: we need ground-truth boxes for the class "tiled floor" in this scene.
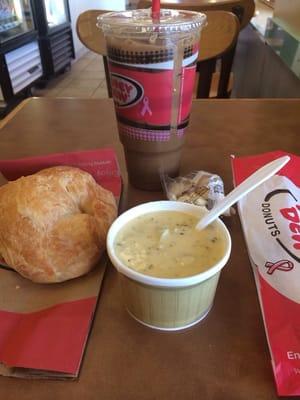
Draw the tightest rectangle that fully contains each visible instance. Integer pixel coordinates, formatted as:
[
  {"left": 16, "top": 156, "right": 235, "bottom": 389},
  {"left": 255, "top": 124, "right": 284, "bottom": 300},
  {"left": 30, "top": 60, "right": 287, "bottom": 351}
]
[{"left": 32, "top": 51, "right": 109, "bottom": 99}]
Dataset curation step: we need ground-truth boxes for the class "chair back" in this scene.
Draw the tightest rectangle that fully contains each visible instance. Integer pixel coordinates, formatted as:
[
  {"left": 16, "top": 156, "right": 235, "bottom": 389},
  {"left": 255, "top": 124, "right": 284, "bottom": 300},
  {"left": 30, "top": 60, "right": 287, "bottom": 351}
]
[
  {"left": 76, "top": 10, "right": 108, "bottom": 56},
  {"left": 76, "top": 9, "right": 239, "bottom": 99},
  {"left": 137, "top": 1, "right": 251, "bottom": 97},
  {"left": 197, "top": 10, "right": 239, "bottom": 98}
]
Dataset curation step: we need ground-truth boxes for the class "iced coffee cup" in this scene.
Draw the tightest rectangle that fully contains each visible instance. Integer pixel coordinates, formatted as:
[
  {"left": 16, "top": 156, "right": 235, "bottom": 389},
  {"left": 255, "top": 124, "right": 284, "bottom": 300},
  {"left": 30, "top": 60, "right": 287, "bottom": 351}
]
[{"left": 98, "top": 9, "right": 206, "bottom": 190}]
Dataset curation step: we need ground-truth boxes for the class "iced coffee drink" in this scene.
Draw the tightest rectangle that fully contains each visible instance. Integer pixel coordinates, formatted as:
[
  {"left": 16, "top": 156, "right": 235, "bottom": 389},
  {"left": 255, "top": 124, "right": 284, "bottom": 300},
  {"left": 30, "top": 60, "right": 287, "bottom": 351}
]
[{"left": 98, "top": 9, "right": 206, "bottom": 190}]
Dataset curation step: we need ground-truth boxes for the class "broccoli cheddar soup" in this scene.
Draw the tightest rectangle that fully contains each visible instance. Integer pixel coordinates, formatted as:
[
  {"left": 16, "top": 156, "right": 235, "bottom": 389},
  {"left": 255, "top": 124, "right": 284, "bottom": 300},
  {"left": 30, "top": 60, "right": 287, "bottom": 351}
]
[{"left": 114, "top": 211, "right": 226, "bottom": 278}]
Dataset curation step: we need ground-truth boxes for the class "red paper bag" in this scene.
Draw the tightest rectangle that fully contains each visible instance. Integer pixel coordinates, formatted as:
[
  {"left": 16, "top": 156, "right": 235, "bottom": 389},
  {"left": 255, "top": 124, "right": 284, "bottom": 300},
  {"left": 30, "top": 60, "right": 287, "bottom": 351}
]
[{"left": 232, "top": 150, "right": 300, "bottom": 396}]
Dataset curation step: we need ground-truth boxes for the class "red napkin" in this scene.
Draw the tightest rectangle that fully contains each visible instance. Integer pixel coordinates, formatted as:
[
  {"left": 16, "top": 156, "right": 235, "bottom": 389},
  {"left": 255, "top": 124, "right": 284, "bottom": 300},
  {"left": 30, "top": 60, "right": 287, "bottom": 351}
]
[{"left": 0, "top": 148, "right": 121, "bottom": 378}]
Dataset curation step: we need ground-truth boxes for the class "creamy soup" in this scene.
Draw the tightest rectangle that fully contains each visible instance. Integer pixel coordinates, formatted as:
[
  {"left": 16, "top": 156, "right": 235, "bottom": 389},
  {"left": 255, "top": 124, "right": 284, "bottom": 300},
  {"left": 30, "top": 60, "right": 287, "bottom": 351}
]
[{"left": 114, "top": 211, "right": 226, "bottom": 278}]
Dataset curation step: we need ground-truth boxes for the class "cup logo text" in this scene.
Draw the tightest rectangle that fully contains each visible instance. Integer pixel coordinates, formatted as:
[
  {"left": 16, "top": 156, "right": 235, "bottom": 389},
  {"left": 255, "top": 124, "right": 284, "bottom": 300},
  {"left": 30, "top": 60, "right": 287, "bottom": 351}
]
[
  {"left": 261, "top": 189, "right": 300, "bottom": 263},
  {"left": 111, "top": 73, "right": 144, "bottom": 108},
  {"left": 280, "top": 205, "right": 300, "bottom": 250}
]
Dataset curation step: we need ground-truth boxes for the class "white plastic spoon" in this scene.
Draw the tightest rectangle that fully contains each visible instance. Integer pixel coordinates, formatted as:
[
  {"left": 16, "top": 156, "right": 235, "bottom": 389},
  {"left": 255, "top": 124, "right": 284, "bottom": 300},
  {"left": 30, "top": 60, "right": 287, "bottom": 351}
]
[{"left": 196, "top": 155, "right": 290, "bottom": 231}]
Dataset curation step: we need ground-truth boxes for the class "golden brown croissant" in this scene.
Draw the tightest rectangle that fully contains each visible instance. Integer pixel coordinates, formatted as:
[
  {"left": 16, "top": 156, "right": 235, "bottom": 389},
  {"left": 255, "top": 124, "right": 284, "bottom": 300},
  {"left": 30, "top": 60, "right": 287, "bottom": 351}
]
[{"left": 0, "top": 166, "right": 117, "bottom": 283}]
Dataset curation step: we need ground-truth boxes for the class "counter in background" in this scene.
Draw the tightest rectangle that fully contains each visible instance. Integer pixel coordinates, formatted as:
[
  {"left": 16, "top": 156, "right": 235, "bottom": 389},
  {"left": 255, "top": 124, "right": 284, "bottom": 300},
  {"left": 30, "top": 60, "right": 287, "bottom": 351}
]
[
  {"left": 265, "top": 19, "right": 300, "bottom": 80},
  {"left": 252, "top": 0, "right": 300, "bottom": 80},
  {"left": 232, "top": 0, "right": 300, "bottom": 97},
  {"left": 273, "top": 0, "right": 300, "bottom": 41}
]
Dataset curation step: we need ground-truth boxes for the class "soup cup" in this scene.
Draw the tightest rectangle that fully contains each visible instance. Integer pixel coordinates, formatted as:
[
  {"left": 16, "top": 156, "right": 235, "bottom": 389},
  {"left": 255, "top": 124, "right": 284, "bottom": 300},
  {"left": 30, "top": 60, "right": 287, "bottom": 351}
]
[{"left": 106, "top": 201, "right": 231, "bottom": 331}]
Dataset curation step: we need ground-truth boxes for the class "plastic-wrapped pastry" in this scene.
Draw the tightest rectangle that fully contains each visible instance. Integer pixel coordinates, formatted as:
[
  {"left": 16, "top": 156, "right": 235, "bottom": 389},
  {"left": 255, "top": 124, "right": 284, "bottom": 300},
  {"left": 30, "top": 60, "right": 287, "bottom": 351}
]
[{"left": 162, "top": 171, "right": 235, "bottom": 216}]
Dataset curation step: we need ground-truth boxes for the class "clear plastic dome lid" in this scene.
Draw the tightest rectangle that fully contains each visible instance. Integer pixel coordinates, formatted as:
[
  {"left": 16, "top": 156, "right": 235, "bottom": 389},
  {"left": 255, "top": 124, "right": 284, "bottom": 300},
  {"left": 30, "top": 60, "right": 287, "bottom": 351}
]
[{"left": 98, "top": 8, "right": 207, "bottom": 35}]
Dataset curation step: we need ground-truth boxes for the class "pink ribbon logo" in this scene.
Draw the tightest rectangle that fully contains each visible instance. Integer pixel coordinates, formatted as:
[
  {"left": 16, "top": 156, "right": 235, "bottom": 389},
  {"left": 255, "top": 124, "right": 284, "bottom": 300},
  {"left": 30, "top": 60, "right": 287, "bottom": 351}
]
[
  {"left": 265, "top": 260, "right": 294, "bottom": 275},
  {"left": 141, "top": 97, "right": 152, "bottom": 117}
]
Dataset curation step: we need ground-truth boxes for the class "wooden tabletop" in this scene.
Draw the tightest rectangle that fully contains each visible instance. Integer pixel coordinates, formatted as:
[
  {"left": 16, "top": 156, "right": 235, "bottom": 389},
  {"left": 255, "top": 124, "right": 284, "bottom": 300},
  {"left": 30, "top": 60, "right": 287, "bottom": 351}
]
[{"left": 0, "top": 97, "right": 298, "bottom": 400}]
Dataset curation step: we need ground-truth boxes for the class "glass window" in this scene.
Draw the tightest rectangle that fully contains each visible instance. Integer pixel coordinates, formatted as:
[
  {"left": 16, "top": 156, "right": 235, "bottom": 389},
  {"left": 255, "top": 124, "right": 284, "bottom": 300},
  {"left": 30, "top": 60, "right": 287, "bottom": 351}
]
[
  {"left": 44, "top": 0, "right": 67, "bottom": 28},
  {"left": 0, "top": 0, "right": 34, "bottom": 44}
]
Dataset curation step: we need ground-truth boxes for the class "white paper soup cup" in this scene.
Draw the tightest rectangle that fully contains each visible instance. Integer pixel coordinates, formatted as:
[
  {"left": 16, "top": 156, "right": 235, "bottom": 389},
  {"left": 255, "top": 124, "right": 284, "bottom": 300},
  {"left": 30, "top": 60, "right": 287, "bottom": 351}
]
[{"left": 107, "top": 201, "right": 231, "bottom": 331}]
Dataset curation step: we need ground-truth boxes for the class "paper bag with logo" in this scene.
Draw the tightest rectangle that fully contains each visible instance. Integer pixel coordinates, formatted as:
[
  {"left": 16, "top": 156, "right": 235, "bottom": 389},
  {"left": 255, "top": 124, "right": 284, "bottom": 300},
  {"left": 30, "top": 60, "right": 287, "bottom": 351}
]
[
  {"left": 0, "top": 148, "right": 121, "bottom": 379},
  {"left": 231, "top": 150, "right": 300, "bottom": 397}
]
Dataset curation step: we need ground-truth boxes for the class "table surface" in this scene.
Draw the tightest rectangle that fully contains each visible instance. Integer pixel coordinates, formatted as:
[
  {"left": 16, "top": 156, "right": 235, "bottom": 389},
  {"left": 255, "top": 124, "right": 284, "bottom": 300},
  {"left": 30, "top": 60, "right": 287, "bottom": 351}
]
[{"left": 0, "top": 97, "right": 299, "bottom": 400}]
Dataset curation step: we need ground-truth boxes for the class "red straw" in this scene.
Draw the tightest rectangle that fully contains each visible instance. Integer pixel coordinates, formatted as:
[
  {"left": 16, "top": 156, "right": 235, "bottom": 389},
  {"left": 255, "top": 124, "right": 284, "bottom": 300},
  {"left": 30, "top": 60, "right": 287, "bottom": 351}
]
[{"left": 151, "top": 0, "right": 160, "bottom": 21}]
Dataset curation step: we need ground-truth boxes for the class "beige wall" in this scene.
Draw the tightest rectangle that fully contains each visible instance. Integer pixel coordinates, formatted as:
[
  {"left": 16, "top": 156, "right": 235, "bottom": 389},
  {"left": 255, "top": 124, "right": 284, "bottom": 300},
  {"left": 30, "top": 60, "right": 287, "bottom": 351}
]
[{"left": 68, "top": 0, "right": 127, "bottom": 58}]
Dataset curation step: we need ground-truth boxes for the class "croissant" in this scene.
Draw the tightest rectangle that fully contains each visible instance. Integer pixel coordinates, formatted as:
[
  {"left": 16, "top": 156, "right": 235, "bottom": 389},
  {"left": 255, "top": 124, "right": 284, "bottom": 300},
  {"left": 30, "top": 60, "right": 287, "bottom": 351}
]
[{"left": 0, "top": 166, "right": 117, "bottom": 283}]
